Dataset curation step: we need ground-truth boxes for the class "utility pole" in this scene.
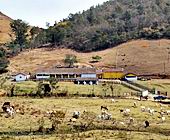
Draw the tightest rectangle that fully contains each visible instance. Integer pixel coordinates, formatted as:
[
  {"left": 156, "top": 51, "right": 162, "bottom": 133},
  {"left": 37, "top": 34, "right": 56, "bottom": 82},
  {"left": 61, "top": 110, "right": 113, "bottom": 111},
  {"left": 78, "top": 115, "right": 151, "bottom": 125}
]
[
  {"left": 163, "top": 62, "right": 166, "bottom": 74},
  {"left": 167, "top": 47, "right": 170, "bottom": 63},
  {"left": 115, "top": 48, "right": 119, "bottom": 68}
]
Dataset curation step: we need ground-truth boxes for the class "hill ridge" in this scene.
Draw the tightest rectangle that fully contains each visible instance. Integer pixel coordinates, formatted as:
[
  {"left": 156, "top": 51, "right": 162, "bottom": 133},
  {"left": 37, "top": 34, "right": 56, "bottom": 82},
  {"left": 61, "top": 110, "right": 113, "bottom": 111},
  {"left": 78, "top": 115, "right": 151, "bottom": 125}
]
[
  {"left": 0, "top": 11, "right": 12, "bottom": 44},
  {"left": 35, "top": 0, "right": 170, "bottom": 52},
  {"left": 9, "top": 39, "right": 170, "bottom": 75},
  {"left": 0, "top": 11, "right": 12, "bottom": 20}
]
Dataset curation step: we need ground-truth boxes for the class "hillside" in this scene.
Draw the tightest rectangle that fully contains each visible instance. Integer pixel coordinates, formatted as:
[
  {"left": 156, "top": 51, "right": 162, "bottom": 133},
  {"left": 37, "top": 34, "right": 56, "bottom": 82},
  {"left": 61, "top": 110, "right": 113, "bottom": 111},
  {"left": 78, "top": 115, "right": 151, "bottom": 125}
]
[
  {"left": 32, "top": 0, "right": 170, "bottom": 52},
  {"left": 0, "top": 12, "right": 12, "bottom": 44},
  {"left": 8, "top": 39, "right": 170, "bottom": 75}
]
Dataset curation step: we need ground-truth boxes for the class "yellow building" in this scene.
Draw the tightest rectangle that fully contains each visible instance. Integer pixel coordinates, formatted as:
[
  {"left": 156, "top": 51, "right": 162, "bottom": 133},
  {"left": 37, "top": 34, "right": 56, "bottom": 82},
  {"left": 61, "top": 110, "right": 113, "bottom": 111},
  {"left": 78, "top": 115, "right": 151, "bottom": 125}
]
[{"left": 98, "top": 68, "right": 124, "bottom": 79}]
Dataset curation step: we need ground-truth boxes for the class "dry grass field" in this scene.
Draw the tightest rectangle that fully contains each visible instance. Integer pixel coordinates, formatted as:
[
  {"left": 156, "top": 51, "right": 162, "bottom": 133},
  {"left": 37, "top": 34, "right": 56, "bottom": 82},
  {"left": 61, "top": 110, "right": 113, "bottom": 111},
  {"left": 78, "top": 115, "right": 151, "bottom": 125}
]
[
  {"left": 9, "top": 39, "right": 170, "bottom": 75},
  {"left": 0, "top": 97, "right": 170, "bottom": 139},
  {"left": 0, "top": 12, "right": 12, "bottom": 44}
]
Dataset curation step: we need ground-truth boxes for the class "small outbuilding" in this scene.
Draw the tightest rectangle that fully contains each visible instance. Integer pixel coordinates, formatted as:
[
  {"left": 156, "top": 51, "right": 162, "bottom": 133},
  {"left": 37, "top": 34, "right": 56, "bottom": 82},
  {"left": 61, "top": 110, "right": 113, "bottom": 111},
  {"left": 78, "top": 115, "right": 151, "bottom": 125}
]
[
  {"left": 124, "top": 73, "right": 137, "bottom": 81},
  {"left": 13, "top": 73, "right": 30, "bottom": 82}
]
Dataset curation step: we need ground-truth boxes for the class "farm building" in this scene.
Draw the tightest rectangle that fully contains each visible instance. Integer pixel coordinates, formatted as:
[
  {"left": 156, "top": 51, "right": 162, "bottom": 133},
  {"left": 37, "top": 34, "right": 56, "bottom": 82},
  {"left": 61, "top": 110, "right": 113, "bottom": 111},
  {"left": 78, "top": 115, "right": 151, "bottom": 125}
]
[
  {"left": 36, "top": 67, "right": 98, "bottom": 84},
  {"left": 98, "top": 68, "right": 124, "bottom": 79},
  {"left": 124, "top": 73, "right": 138, "bottom": 81},
  {"left": 13, "top": 73, "right": 30, "bottom": 82}
]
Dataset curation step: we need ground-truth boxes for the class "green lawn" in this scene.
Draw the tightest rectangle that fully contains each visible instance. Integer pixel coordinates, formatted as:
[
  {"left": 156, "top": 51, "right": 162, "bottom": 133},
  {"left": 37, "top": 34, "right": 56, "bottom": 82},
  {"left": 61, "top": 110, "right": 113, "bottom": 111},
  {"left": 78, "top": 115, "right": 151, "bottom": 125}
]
[
  {"left": 137, "top": 79, "right": 170, "bottom": 93},
  {"left": 4, "top": 81, "right": 136, "bottom": 96},
  {"left": 56, "top": 82, "right": 135, "bottom": 96},
  {"left": 3, "top": 79, "right": 170, "bottom": 97}
]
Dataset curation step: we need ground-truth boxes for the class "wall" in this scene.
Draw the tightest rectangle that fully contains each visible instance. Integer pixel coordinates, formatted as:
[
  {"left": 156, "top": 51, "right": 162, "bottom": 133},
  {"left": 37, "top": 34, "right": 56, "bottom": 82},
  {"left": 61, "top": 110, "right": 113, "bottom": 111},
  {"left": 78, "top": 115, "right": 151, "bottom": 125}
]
[
  {"left": 81, "top": 73, "right": 97, "bottom": 78},
  {"left": 15, "top": 74, "right": 27, "bottom": 82},
  {"left": 36, "top": 74, "right": 50, "bottom": 79},
  {"left": 102, "top": 72, "right": 124, "bottom": 79},
  {"left": 125, "top": 76, "right": 137, "bottom": 81}
]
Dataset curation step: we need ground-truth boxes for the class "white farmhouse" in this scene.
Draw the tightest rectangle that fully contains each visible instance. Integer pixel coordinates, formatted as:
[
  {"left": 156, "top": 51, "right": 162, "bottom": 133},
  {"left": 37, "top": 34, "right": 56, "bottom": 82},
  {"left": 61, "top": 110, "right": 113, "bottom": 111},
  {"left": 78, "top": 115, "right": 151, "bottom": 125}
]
[
  {"left": 36, "top": 67, "right": 98, "bottom": 85},
  {"left": 14, "top": 73, "right": 30, "bottom": 82}
]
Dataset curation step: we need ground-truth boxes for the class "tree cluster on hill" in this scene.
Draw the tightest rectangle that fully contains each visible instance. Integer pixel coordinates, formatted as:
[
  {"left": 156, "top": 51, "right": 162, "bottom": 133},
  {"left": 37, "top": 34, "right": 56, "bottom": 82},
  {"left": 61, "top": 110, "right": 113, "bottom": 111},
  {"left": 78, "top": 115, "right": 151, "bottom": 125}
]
[
  {"left": 0, "top": 47, "right": 9, "bottom": 72},
  {"left": 7, "top": 0, "right": 170, "bottom": 52}
]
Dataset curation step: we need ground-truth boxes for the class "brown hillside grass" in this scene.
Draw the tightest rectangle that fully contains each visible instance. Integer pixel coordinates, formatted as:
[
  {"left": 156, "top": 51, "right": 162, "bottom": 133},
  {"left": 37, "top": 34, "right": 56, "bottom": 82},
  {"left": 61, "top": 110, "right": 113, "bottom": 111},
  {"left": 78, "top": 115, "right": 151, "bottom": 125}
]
[
  {"left": 9, "top": 39, "right": 170, "bottom": 75},
  {"left": 0, "top": 12, "right": 12, "bottom": 44}
]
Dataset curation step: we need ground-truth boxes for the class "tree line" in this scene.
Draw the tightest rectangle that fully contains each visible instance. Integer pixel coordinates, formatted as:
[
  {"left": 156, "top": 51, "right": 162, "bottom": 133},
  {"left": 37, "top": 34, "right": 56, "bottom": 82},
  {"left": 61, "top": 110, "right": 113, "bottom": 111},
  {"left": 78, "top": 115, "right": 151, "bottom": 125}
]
[
  {"left": 35, "top": 0, "right": 170, "bottom": 52},
  {"left": 6, "top": 0, "right": 170, "bottom": 54}
]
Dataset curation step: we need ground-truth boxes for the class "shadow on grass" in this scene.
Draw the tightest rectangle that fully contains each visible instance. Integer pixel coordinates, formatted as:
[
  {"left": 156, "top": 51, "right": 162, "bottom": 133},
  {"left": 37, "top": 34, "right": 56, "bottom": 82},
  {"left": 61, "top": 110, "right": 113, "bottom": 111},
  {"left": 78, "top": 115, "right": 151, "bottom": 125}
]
[
  {"left": 0, "top": 130, "right": 54, "bottom": 137},
  {"left": 0, "top": 125, "right": 170, "bottom": 137}
]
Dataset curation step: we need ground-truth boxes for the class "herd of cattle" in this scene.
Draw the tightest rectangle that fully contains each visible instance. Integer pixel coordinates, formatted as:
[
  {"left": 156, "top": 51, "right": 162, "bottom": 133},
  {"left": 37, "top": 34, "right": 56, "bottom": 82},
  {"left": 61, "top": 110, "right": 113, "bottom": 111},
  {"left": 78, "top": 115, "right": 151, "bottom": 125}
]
[{"left": 1, "top": 98, "right": 170, "bottom": 130}]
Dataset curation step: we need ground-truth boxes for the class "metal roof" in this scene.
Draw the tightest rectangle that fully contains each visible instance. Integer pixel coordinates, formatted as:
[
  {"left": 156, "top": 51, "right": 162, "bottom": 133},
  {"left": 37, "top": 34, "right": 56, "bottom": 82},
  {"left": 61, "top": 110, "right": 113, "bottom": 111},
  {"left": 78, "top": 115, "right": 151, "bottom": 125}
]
[
  {"left": 102, "top": 68, "right": 124, "bottom": 72},
  {"left": 36, "top": 67, "right": 96, "bottom": 74}
]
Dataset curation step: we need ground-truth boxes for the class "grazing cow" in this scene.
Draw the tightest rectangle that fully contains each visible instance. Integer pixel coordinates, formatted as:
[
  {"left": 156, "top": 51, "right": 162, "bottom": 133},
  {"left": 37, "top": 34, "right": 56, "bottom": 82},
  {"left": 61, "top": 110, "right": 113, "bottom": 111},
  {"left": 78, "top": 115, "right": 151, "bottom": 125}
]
[
  {"left": 6, "top": 106, "right": 15, "bottom": 117},
  {"left": 127, "top": 117, "right": 134, "bottom": 126},
  {"left": 141, "top": 106, "right": 146, "bottom": 112},
  {"left": 101, "top": 106, "right": 108, "bottom": 111},
  {"left": 111, "top": 99, "right": 115, "bottom": 103},
  {"left": 140, "top": 95, "right": 148, "bottom": 101},
  {"left": 2, "top": 102, "right": 15, "bottom": 118},
  {"left": 98, "top": 111, "right": 112, "bottom": 120},
  {"left": 2, "top": 102, "right": 11, "bottom": 112},
  {"left": 166, "top": 110, "right": 170, "bottom": 115},
  {"left": 133, "top": 102, "right": 137, "bottom": 108},
  {"left": 120, "top": 109, "right": 124, "bottom": 113},
  {"left": 119, "top": 122, "right": 125, "bottom": 126},
  {"left": 70, "top": 118, "right": 77, "bottom": 122},
  {"left": 148, "top": 108, "right": 154, "bottom": 115},
  {"left": 161, "top": 116, "right": 165, "bottom": 123},
  {"left": 73, "top": 111, "right": 80, "bottom": 119},
  {"left": 121, "top": 108, "right": 130, "bottom": 116},
  {"left": 120, "top": 108, "right": 130, "bottom": 116},
  {"left": 144, "top": 121, "right": 149, "bottom": 128}
]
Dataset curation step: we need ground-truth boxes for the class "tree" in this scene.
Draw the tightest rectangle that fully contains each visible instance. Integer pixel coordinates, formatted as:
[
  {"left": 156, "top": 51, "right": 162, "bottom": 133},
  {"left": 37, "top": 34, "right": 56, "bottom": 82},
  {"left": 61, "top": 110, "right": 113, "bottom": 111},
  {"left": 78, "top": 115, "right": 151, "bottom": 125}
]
[
  {"left": 0, "top": 47, "right": 9, "bottom": 72},
  {"left": 30, "top": 26, "right": 41, "bottom": 39},
  {"left": 10, "top": 19, "right": 29, "bottom": 51},
  {"left": 10, "top": 84, "right": 15, "bottom": 97},
  {"left": 91, "top": 55, "right": 102, "bottom": 62},
  {"left": 46, "top": 25, "right": 66, "bottom": 46},
  {"left": 64, "top": 54, "right": 77, "bottom": 67},
  {"left": 36, "top": 82, "right": 52, "bottom": 97}
]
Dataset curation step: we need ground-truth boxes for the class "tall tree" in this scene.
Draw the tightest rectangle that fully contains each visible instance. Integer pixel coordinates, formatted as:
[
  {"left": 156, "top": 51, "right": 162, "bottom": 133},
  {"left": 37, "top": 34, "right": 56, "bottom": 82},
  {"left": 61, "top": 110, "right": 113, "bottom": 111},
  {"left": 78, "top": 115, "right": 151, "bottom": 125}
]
[
  {"left": 64, "top": 54, "right": 77, "bottom": 67},
  {"left": 30, "top": 26, "right": 41, "bottom": 39},
  {"left": 10, "top": 19, "right": 29, "bottom": 51},
  {"left": 0, "top": 47, "right": 9, "bottom": 72}
]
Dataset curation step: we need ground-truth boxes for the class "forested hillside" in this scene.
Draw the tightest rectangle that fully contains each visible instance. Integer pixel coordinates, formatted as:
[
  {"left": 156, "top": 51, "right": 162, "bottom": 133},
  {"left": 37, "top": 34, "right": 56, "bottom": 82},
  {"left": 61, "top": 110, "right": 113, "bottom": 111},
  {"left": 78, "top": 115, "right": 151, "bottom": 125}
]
[{"left": 31, "top": 0, "right": 170, "bottom": 52}]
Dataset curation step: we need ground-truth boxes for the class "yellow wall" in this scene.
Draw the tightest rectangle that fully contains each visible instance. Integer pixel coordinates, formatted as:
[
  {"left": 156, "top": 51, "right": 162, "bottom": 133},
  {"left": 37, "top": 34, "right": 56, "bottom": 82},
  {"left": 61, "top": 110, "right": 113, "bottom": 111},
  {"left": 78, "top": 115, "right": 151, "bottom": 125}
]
[{"left": 102, "top": 72, "right": 124, "bottom": 79}]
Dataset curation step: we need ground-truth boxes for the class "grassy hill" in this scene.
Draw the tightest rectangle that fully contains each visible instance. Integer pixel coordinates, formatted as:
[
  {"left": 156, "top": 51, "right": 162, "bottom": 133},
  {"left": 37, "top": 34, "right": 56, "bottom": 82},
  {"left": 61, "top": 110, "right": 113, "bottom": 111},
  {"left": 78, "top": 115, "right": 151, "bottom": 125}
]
[
  {"left": 0, "top": 12, "right": 12, "bottom": 44},
  {"left": 8, "top": 39, "right": 170, "bottom": 75}
]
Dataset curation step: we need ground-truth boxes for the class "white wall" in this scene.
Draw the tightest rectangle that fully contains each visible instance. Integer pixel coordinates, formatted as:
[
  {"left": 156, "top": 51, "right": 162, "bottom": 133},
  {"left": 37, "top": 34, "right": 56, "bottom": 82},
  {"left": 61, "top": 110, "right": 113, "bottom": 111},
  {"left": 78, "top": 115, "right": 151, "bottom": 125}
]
[
  {"left": 36, "top": 74, "right": 50, "bottom": 79},
  {"left": 15, "top": 74, "right": 27, "bottom": 82},
  {"left": 81, "top": 73, "right": 96, "bottom": 78},
  {"left": 125, "top": 76, "right": 137, "bottom": 81}
]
